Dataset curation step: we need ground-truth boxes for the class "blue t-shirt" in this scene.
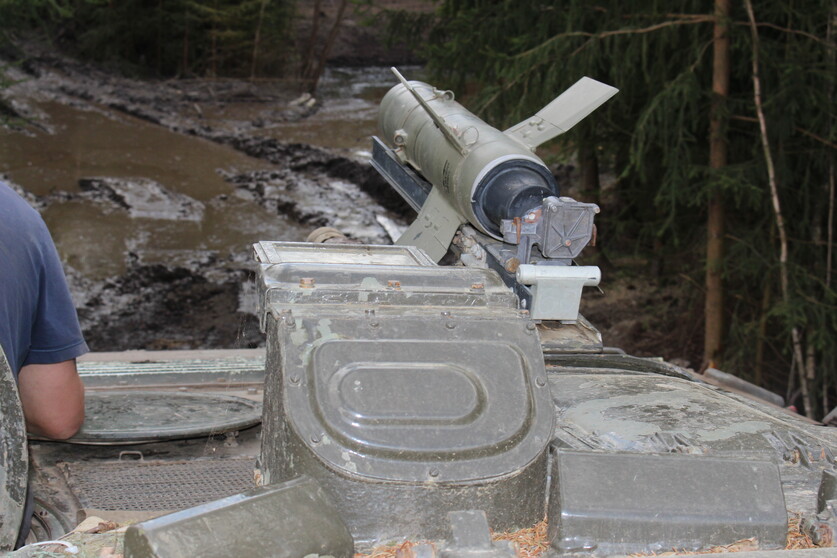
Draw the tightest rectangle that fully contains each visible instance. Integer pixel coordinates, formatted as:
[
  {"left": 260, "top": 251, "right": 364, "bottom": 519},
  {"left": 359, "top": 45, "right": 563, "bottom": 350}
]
[{"left": 0, "top": 182, "right": 88, "bottom": 377}]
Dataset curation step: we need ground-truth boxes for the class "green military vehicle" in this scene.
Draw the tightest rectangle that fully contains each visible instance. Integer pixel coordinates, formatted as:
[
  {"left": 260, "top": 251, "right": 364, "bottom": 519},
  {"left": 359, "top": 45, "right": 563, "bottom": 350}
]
[{"left": 3, "top": 70, "right": 837, "bottom": 558}]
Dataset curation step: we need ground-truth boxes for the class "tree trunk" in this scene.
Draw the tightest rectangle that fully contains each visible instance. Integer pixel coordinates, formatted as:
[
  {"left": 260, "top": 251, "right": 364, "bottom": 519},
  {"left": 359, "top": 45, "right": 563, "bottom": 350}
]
[
  {"left": 156, "top": 0, "right": 163, "bottom": 76},
  {"left": 703, "top": 0, "right": 730, "bottom": 370},
  {"left": 579, "top": 143, "right": 599, "bottom": 201},
  {"left": 754, "top": 278, "right": 771, "bottom": 386},
  {"left": 577, "top": 140, "right": 613, "bottom": 272},
  {"left": 182, "top": 18, "right": 190, "bottom": 77},
  {"left": 251, "top": 0, "right": 269, "bottom": 79},
  {"left": 301, "top": 0, "right": 322, "bottom": 82},
  {"left": 307, "top": 0, "right": 349, "bottom": 94}
]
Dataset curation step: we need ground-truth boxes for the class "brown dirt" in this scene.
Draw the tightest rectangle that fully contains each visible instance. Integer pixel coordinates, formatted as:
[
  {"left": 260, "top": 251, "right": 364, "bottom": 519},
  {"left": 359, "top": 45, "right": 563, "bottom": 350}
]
[{"left": 581, "top": 272, "right": 705, "bottom": 371}]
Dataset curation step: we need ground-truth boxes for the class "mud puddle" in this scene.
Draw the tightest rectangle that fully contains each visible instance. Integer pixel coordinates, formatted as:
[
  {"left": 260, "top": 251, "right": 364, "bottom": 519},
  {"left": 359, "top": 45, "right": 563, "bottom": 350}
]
[
  {"left": 1, "top": 100, "right": 300, "bottom": 281},
  {"left": 0, "top": 101, "right": 270, "bottom": 197}
]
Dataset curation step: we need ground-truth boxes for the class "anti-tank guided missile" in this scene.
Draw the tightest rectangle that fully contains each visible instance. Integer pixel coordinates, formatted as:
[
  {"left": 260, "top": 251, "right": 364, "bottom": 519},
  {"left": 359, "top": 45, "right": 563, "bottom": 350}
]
[
  {"left": 376, "top": 68, "right": 618, "bottom": 261},
  {"left": 372, "top": 69, "right": 618, "bottom": 321}
]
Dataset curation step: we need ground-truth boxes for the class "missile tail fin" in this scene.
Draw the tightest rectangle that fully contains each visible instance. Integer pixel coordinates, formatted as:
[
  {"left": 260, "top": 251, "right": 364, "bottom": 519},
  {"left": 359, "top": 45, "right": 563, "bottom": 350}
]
[
  {"left": 391, "top": 67, "right": 469, "bottom": 156},
  {"left": 396, "top": 187, "right": 466, "bottom": 262},
  {"left": 504, "top": 77, "right": 618, "bottom": 150}
]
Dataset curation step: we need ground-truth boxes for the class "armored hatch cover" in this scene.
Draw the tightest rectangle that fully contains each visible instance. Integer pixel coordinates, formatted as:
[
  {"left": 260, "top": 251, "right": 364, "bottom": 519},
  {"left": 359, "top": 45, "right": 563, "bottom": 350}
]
[
  {"left": 30, "top": 391, "right": 262, "bottom": 445},
  {"left": 255, "top": 241, "right": 554, "bottom": 545}
]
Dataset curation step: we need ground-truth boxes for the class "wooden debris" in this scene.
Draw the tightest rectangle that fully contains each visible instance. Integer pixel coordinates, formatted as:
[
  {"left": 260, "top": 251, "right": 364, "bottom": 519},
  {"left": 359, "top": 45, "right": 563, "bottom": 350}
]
[
  {"left": 355, "top": 540, "right": 419, "bottom": 558},
  {"left": 356, "top": 513, "right": 828, "bottom": 558},
  {"left": 492, "top": 519, "right": 549, "bottom": 558},
  {"left": 84, "top": 521, "right": 121, "bottom": 535},
  {"left": 786, "top": 513, "right": 818, "bottom": 550}
]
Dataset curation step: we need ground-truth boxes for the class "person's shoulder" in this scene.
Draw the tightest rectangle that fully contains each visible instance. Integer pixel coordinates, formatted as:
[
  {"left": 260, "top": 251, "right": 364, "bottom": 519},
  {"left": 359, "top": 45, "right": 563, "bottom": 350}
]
[{"left": 0, "top": 181, "right": 47, "bottom": 232}]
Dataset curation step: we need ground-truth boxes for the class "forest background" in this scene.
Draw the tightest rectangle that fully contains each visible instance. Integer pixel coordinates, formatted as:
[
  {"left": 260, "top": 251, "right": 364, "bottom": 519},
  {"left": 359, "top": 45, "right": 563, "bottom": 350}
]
[{"left": 0, "top": 0, "right": 835, "bottom": 420}]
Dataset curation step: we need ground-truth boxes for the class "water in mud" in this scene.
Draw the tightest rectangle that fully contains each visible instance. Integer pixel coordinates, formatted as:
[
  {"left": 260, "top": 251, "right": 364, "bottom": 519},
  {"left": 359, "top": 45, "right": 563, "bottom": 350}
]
[
  {"left": 0, "top": 66, "right": 409, "bottom": 278},
  {"left": 1, "top": 101, "right": 301, "bottom": 279},
  {"left": 252, "top": 66, "right": 412, "bottom": 153}
]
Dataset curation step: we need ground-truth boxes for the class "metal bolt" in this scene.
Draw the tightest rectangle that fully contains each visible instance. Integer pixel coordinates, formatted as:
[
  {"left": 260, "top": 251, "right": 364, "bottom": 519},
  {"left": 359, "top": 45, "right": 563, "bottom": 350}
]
[
  {"left": 429, "top": 468, "right": 440, "bottom": 478},
  {"left": 299, "top": 277, "right": 315, "bottom": 288},
  {"left": 526, "top": 322, "right": 537, "bottom": 331},
  {"left": 247, "top": 387, "right": 258, "bottom": 395},
  {"left": 565, "top": 239, "right": 572, "bottom": 247},
  {"left": 310, "top": 435, "right": 321, "bottom": 444},
  {"left": 441, "top": 311, "right": 451, "bottom": 317},
  {"left": 282, "top": 311, "right": 296, "bottom": 327},
  {"left": 369, "top": 321, "right": 380, "bottom": 328},
  {"left": 536, "top": 377, "right": 546, "bottom": 387},
  {"left": 445, "top": 321, "right": 456, "bottom": 330},
  {"left": 289, "top": 375, "right": 300, "bottom": 384}
]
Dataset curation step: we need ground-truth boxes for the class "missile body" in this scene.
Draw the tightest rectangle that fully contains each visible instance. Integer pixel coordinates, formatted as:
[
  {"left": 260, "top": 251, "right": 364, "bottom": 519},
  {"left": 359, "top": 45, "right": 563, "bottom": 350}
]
[{"left": 379, "top": 80, "right": 557, "bottom": 240}]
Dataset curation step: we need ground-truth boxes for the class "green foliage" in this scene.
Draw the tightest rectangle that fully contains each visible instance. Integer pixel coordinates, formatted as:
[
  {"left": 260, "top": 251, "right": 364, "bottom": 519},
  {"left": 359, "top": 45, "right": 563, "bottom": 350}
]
[
  {"left": 411, "top": 0, "right": 837, "bottom": 412},
  {"left": 0, "top": 0, "right": 295, "bottom": 78}
]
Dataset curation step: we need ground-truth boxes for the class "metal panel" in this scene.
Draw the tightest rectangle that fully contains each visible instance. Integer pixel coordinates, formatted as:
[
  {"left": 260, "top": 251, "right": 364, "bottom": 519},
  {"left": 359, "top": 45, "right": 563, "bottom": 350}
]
[
  {"left": 549, "top": 450, "right": 788, "bottom": 555},
  {"left": 124, "top": 476, "right": 353, "bottom": 558},
  {"left": 255, "top": 244, "right": 520, "bottom": 331},
  {"left": 370, "top": 136, "right": 432, "bottom": 212},
  {"left": 77, "top": 353, "right": 265, "bottom": 387},
  {"left": 254, "top": 240, "right": 435, "bottom": 267}
]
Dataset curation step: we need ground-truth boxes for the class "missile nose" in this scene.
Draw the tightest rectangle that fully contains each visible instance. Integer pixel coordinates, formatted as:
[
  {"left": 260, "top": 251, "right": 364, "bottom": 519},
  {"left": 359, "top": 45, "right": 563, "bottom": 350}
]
[{"left": 474, "top": 160, "right": 559, "bottom": 235}]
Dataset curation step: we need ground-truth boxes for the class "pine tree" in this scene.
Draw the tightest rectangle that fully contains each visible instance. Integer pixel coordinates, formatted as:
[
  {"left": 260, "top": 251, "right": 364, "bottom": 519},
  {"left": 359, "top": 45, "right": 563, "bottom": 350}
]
[{"left": 403, "top": 0, "right": 837, "bottom": 417}]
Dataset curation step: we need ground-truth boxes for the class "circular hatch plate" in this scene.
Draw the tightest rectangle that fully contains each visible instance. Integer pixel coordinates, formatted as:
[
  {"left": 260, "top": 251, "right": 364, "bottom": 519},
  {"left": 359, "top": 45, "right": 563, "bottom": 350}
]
[{"left": 54, "top": 391, "right": 261, "bottom": 445}]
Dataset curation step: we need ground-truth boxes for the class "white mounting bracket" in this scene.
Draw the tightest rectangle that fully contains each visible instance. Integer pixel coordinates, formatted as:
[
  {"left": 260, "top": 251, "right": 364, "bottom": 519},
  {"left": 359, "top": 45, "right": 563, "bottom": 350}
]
[{"left": 516, "top": 264, "right": 601, "bottom": 322}]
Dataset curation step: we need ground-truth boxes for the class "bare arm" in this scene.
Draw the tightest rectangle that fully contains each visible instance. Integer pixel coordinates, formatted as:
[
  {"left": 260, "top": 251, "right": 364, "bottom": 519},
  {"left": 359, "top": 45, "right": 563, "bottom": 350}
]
[{"left": 18, "top": 360, "right": 85, "bottom": 440}]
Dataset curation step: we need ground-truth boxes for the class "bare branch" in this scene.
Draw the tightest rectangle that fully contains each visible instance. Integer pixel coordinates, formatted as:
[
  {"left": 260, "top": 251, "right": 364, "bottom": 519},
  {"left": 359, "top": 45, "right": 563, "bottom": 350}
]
[
  {"left": 730, "top": 115, "right": 837, "bottom": 151},
  {"left": 827, "top": 3, "right": 836, "bottom": 289},
  {"left": 513, "top": 16, "right": 716, "bottom": 60},
  {"left": 734, "top": 21, "right": 837, "bottom": 49}
]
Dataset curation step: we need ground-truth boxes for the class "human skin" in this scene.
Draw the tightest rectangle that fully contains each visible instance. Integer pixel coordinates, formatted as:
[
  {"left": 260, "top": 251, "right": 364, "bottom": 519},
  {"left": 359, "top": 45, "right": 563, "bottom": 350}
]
[{"left": 17, "top": 360, "right": 85, "bottom": 440}]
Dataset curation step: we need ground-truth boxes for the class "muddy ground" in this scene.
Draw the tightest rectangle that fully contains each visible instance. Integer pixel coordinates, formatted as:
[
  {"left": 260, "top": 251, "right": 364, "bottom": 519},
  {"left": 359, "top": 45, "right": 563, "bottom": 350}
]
[
  {"left": 2, "top": 41, "right": 416, "bottom": 351},
  {"left": 1, "top": 42, "right": 703, "bottom": 371}
]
